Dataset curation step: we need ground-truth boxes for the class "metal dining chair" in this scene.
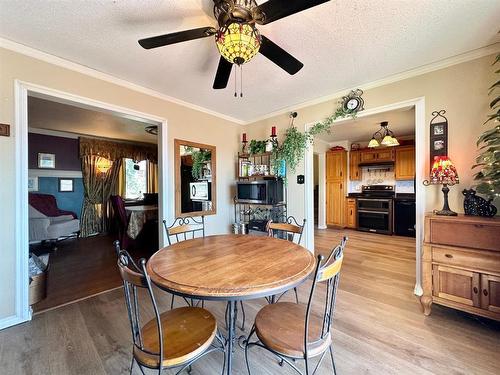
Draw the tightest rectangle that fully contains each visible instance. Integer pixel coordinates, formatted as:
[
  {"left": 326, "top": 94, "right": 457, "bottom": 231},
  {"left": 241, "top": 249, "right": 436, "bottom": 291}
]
[
  {"left": 245, "top": 236, "right": 347, "bottom": 375},
  {"left": 163, "top": 216, "right": 205, "bottom": 309},
  {"left": 267, "top": 216, "right": 306, "bottom": 304},
  {"left": 114, "top": 241, "right": 225, "bottom": 375}
]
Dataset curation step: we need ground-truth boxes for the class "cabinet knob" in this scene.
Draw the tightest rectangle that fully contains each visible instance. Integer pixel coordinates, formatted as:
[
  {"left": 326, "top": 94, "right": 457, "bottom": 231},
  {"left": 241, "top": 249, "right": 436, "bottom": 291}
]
[
  {"left": 445, "top": 254, "right": 453, "bottom": 259},
  {"left": 473, "top": 287, "right": 478, "bottom": 294},
  {"left": 483, "top": 289, "right": 488, "bottom": 297}
]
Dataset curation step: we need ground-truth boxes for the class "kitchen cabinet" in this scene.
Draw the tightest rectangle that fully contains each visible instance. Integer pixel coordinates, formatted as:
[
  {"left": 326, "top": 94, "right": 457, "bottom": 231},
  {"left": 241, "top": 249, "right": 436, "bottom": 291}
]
[
  {"left": 326, "top": 150, "right": 347, "bottom": 227},
  {"left": 349, "top": 151, "right": 361, "bottom": 180},
  {"left": 346, "top": 198, "right": 357, "bottom": 229},
  {"left": 395, "top": 146, "right": 415, "bottom": 180},
  {"left": 360, "top": 148, "right": 395, "bottom": 163},
  {"left": 421, "top": 214, "right": 500, "bottom": 321}
]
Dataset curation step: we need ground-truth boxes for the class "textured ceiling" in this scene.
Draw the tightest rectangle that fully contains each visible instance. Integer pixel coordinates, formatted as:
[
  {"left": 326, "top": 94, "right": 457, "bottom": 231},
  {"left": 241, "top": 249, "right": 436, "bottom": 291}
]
[
  {"left": 1, "top": 1, "right": 499, "bottom": 122},
  {"left": 28, "top": 96, "right": 158, "bottom": 144},
  {"left": 316, "top": 107, "right": 415, "bottom": 144}
]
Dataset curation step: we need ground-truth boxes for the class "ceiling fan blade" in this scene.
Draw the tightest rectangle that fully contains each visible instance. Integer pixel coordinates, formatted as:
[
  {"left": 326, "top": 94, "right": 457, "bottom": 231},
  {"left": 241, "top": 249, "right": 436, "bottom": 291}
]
[
  {"left": 256, "top": 0, "right": 330, "bottom": 24},
  {"left": 213, "top": 57, "right": 233, "bottom": 89},
  {"left": 259, "top": 35, "right": 304, "bottom": 75},
  {"left": 138, "top": 26, "right": 216, "bottom": 49}
]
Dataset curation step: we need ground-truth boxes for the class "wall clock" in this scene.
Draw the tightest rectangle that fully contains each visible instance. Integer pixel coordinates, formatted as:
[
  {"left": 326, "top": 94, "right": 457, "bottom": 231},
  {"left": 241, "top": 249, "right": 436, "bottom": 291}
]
[{"left": 342, "top": 89, "right": 364, "bottom": 113}]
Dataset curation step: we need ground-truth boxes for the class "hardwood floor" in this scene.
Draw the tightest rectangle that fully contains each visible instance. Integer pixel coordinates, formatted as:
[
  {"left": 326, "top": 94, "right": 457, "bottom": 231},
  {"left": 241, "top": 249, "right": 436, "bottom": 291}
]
[
  {"left": 2, "top": 229, "right": 499, "bottom": 374},
  {"left": 32, "top": 234, "right": 150, "bottom": 312}
]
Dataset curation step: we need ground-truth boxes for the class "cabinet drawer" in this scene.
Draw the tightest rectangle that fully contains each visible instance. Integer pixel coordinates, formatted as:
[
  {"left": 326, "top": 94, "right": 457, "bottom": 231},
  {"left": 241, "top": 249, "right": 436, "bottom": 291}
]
[
  {"left": 432, "top": 246, "right": 500, "bottom": 273},
  {"left": 430, "top": 220, "right": 500, "bottom": 251}
]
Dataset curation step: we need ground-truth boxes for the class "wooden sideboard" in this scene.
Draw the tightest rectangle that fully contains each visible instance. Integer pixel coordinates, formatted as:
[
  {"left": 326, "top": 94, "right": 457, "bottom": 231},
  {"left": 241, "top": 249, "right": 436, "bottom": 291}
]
[{"left": 421, "top": 213, "right": 500, "bottom": 321}]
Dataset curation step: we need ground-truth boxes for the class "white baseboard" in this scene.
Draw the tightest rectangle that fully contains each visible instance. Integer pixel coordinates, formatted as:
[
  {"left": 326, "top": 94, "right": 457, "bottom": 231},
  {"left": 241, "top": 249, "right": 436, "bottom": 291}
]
[
  {"left": 0, "top": 314, "right": 30, "bottom": 331},
  {"left": 317, "top": 225, "right": 327, "bottom": 230}
]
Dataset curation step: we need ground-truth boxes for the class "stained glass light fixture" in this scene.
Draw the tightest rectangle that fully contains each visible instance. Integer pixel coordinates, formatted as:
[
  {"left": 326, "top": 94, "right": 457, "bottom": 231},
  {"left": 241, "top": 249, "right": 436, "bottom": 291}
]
[
  {"left": 368, "top": 121, "right": 399, "bottom": 148},
  {"left": 216, "top": 22, "right": 261, "bottom": 65},
  {"left": 424, "top": 155, "right": 459, "bottom": 216}
]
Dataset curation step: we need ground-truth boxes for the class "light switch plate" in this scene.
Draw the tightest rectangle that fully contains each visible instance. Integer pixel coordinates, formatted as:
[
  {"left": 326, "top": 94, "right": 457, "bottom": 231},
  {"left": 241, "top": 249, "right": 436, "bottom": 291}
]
[
  {"left": 0, "top": 123, "right": 10, "bottom": 137},
  {"left": 297, "top": 175, "right": 305, "bottom": 184}
]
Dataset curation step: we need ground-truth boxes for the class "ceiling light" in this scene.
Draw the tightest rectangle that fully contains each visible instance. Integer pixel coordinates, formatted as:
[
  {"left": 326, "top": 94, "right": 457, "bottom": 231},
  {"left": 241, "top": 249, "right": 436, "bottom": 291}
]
[
  {"left": 368, "top": 137, "right": 380, "bottom": 148},
  {"left": 369, "top": 121, "right": 399, "bottom": 148},
  {"left": 216, "top": 22, "right": 261, "bottom": 65}
]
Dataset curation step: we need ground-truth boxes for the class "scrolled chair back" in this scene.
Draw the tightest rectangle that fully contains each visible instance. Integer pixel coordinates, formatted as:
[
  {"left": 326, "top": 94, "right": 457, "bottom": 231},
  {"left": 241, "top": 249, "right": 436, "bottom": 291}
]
[
  {"left": 114, "top": 241, "right": 165, "bottom": 373},
  {"left": 163, "top": 216, "right": 205, "bottom": 245},
  {"left": 303, "top": 236, "right": 347, "bottom": 359},
  {"left": 267, "top": 216, "right": 306, "bottom": 244}
]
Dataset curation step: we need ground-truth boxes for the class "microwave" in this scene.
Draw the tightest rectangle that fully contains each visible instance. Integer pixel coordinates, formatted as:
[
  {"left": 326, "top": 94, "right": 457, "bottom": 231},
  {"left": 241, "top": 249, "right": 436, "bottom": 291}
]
[
  {"left": 190, "top": 181, "right": 210, "bottom": 201},
  {"left": 236, "top": 180, "right": 284, "bottom": 205}
]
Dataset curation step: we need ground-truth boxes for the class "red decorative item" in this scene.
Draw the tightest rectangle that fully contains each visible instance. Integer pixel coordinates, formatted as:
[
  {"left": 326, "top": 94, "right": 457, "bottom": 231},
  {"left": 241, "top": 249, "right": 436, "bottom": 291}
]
[
  {"left": 242, "top": 133, "right": 247, "bottom": 142},
  {"left": 424, "top": 155, "right": 459, "bottom": 216},
  {"left": 271, "top": 126, "right": 276, "bottom": 137}
]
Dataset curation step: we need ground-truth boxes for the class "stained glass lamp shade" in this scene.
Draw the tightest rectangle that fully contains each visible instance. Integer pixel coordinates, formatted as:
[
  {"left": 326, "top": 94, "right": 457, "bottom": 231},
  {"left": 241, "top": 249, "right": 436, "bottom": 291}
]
[
  {"left": 216, "top": 22, "right": 261, "bottom": 65},
  {"left": 427, "top": 156, "right": 459, "bottom": 216}
]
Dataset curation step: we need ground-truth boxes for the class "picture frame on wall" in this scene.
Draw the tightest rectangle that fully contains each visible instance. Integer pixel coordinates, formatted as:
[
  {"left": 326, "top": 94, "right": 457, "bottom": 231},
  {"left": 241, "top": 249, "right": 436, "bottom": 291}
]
[
  {"left": 38, "top": 153, "right": 56, "bottom": 169},
  {"left": 58, "top": 178, "right": 74, "bottom": 192},
  {"left": 429, "top": 110, "right": 448, "bottom": 163},
  {"left": 28, "top": 176, "right": 38, "bottom": 192}
]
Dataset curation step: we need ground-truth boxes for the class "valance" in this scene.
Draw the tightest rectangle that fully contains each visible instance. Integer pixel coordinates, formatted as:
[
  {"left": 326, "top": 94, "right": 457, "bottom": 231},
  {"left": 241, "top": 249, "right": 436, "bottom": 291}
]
[{"left": 79, "top": 137, "right": 157, "bottom": 163}]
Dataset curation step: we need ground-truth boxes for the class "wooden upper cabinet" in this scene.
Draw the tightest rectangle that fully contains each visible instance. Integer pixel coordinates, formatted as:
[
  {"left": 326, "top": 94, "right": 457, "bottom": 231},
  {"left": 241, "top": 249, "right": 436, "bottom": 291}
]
[
  {"left": 359, "top": 148, "right": 395, "bottom": 163},
  {"left": 349, "top": 151, "right": 361, "bottom": 180},
  {"left": 395, "top": 146, "right": 415, "bottom": 180},
  {"left": 326, "top": 150, "right": 347, "bottom": 181}
]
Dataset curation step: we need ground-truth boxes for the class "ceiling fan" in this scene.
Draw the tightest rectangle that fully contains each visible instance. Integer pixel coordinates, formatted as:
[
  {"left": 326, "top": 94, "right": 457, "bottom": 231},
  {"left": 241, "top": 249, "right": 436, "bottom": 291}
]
[{"left": 138, "top": 0, "right": 330, "bottom": 90}]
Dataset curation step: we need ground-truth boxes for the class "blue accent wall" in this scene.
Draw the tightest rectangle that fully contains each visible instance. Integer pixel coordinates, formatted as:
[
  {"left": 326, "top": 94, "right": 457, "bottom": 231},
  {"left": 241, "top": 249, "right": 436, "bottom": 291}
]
[{"left": 38, "top": 177, "right": 84, "bottom": 218}]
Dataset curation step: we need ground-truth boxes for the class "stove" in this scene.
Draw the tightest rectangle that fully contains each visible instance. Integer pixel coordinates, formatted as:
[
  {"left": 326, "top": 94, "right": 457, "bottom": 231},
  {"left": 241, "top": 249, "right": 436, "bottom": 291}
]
[{"left": 357, "top": 185, "right": 394, "bottom": 235}]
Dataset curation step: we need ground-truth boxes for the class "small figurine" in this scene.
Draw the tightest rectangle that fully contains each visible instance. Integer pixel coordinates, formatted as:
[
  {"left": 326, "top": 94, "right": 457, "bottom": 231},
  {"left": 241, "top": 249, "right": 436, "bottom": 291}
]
[{"left": 462, "top": 189, "right": 497, "bottom": 217}]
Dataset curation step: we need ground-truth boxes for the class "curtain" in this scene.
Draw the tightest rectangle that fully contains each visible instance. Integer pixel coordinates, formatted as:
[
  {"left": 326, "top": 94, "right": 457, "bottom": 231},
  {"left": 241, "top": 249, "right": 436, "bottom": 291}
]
[
  {"left": 102, "top": 158, "right": 122, "bottom": 232},
  {"left": 80, "top": 155, "right": 103, "bottom": 237},
  {"left": 117, "top": 160, "right": 127, "bottom": 197},
  {"left": 79, "top": 137, "right": 157, "bottom": 162},
  {"left": 147, "top": 161, "right": 158, "bottom": 193}
]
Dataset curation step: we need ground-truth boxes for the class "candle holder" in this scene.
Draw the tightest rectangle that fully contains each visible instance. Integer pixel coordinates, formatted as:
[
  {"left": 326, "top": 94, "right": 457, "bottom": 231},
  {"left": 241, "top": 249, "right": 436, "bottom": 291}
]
[{"left": 241, "top": 140, "right": 248, "bottom": 154}]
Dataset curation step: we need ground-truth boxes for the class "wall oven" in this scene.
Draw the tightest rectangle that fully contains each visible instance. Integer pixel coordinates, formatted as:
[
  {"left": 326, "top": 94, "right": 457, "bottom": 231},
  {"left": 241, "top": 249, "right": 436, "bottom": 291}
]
[{"left": 356, "top": 185, "right": 394, "bottom": 235}]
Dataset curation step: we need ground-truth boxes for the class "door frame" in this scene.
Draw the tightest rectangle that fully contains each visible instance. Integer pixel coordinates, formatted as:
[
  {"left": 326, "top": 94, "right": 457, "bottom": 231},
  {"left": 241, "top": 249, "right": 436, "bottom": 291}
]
[
  {"left": 304, "top": 97, "right": 426, "bottom": 296},
  {"left": 11, "top": 80, "right": 168, "bottom": 328}
]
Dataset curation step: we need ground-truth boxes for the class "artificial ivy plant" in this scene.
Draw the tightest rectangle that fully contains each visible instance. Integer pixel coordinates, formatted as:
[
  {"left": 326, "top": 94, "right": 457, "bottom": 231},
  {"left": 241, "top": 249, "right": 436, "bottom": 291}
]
[
  {"left": 271, "top": 105, "right": 357, "bottom": 177},
  {"left": 473, "top": 53, "right": 500, "bottom": 199},
  {"left": 190, "top": 149, "right": 211, "bottom": 180}
]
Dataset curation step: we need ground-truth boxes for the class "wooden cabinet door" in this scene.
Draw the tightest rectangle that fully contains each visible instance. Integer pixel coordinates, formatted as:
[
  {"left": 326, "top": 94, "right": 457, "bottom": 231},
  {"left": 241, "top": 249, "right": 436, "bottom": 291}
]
[
  {"left": 326, "top": 181, "right": 345, "bottom": 226},
  {"left": 349, "top": 151, "right": 361, "bottom": 180},
  {"left": 360, "top": 150, "right": 377, "bottom": 163},
  {"left": 395, "top": 146, "right": 415, "bottom": 180},
  {"left": 375, "top": 148, "right": 395, "bottom": 162},
  {"left": 480, "top": 274, "right": 500, "bottom": 313},
  {"left": 346, "top": 198, "right": 356, "bottom": 228},
  {"left": 326, "top": 151, "right": 346, "bottom": 181},
  {"left": 432, "top": 265, "right": 480, "bottom": 307}
]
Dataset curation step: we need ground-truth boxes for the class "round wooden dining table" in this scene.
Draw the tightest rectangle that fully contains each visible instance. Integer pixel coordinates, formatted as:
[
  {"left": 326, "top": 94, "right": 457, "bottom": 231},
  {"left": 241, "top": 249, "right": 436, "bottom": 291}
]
[{"left": 146, "top": 234, "right": 316, "bottom": 375}]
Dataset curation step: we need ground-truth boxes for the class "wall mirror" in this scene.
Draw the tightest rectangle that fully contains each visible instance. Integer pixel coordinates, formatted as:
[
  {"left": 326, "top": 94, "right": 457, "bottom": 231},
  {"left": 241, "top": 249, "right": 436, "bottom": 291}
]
[{"left": 174, "top": 139, "right": 216, "bottom": 217}]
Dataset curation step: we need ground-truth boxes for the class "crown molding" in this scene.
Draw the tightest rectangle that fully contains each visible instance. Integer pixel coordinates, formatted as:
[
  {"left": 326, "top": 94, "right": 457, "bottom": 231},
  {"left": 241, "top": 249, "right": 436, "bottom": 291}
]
[
  {"left": 2, "top": 37, "right": 498, "bottom": 126},
  {"left": 245, "top": 43, "right": 500, "bottom": 125},
  {"left": 0, "top": 37, "right": 245, "bottom": 125}
]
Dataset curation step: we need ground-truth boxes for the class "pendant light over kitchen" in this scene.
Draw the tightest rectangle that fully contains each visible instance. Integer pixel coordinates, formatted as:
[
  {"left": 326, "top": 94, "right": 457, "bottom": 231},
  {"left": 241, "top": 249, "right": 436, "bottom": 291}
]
[{"left": 368, "top": 121, "right": 399, "bottom": 148}]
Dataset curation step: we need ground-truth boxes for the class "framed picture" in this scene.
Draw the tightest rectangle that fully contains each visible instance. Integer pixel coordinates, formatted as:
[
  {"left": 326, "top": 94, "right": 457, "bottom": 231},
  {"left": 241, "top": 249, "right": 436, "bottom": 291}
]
[
  {"left": 38, "top": 153, "right": 56, "bottom": 169},
  {"left": 429, "top": 110, "right": 449, "bottom": 163},
  {"left": 58, "top": 178, "right": 74, "bottom": 192},
  {"left": 28, "top": 176, "right": 38, "bottom": 192}
]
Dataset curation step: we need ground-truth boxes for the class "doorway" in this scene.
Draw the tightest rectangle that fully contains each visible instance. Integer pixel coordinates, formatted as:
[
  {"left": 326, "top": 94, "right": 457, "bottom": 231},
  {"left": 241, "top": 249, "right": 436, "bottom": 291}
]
[
  {"left": 14, "top": 81, "right": 168, "bottom": 323},
  {"left": 304, "top": 97, "right": 426, "bottom": 296}
]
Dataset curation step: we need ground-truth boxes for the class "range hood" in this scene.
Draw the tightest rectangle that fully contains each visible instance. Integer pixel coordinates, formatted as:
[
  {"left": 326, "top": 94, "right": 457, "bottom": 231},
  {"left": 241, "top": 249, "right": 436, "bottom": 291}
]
[{"left": 358, "top": 161, "right": 395, "bottom": 167}]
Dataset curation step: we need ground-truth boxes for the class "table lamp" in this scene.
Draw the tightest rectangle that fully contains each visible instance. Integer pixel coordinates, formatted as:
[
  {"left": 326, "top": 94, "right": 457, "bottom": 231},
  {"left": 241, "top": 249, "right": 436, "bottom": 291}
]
[{"left": 425, "top": 156, "right": 459, "bottom": 216}]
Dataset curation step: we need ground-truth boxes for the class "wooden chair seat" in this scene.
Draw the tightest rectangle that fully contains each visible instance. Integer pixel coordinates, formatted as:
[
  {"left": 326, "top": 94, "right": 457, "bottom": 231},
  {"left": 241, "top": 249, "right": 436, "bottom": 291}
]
[
  {"left": 255, "top": 302, "right": 331, "bottom": 359},
  {"left": 134, "top": 306, "right": 217, "bottom": 368}
]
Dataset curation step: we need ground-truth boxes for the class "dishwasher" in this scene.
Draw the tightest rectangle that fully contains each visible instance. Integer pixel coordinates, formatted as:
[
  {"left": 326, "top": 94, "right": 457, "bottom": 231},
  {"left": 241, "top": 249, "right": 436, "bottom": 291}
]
[{"left": 394, "top": 196, "right": 416, "bottom": 237}]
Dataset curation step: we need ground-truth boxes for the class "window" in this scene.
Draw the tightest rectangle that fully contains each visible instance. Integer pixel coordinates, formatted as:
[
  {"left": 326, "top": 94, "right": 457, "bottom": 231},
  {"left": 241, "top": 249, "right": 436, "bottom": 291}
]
[{"left": 124, "top": 159, "right": 147, "bottom": 199}]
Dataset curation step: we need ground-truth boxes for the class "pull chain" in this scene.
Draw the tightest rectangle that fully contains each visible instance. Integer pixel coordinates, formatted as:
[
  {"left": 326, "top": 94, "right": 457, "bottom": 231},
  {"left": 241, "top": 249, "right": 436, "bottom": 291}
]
[
  {"left": 240, "top": 65, "right": 243, "bottom": 98},
  {"left": 234, "top": 64, "right": 237, "bottom": 98}
]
